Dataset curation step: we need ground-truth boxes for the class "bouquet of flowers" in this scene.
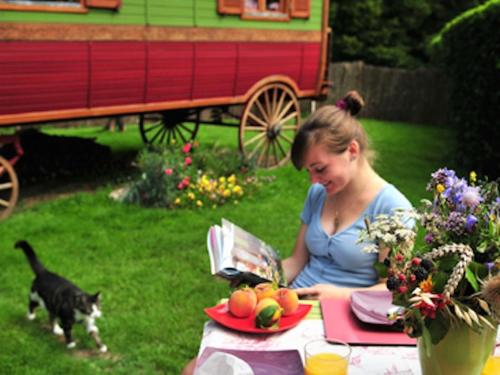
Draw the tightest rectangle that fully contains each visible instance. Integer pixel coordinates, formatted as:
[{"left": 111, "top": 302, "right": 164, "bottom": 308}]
[{"left": 359, "top": 168, "right": 500, "bottom": 345}]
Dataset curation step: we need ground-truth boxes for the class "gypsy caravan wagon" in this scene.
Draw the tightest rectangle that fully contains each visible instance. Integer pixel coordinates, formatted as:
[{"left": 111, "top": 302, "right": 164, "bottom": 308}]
[{"left": 0, "top": 0, "right": 331, "bottom": 219}]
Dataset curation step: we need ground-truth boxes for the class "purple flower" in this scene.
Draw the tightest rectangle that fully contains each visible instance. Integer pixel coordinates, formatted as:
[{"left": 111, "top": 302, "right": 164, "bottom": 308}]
[
  {"left": 485, "top": 262, "right": 496, "bottom": 272},
  {"left": 428, "top": 168, "right": 456, "bottom": 191},
  {"left": 445, "top": 212, "right": 466, "bottom": 235},
  {"left": 465, "top": 214, "right": 478, "bottom": 232},
  {"left": 424, "top": 233, "right": 434, "bottom": 244},
  {"left": 460, "top": 186, "right": 482, "bottom": 210}
]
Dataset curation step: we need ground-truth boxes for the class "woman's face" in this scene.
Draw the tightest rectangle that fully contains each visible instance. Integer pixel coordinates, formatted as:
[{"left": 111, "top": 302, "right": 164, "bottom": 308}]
[{"left": 303, "top": 142, "right": 357, "bottom": 196}]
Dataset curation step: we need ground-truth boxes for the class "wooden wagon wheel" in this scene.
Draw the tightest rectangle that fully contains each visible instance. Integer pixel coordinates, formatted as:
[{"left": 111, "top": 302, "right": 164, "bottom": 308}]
[
  {"left": 0, "top": 156, "right": 19, "bottom": 221},
  {"left": 239, "top": 83, "right": 301, "bottom": 168},
  {"left": 139, "top": 109, "right": 200, "bottom": 147}
]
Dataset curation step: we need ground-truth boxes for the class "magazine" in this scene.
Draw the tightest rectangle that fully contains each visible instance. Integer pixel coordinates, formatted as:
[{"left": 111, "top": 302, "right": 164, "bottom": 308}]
[{"left": 207, "top": 219, "right": 285, "bottom": 287}]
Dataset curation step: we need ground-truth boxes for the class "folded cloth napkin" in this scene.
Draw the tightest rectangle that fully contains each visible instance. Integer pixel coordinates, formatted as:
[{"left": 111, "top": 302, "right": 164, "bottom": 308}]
[
  {"left": 194, "top": 352, "right": 255, "bottom": 375},
  {"left": 350, "top": 290, "right": 397, "bottom": 325}
]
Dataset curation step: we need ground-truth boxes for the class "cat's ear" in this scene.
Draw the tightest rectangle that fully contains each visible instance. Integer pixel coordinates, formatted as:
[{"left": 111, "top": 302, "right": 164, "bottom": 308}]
[{"left": 91, "top": 292, "right": 101, "bottom": 303}]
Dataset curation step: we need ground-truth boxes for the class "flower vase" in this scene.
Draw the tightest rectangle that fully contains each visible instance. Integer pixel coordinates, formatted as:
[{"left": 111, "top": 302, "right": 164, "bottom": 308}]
[{"left": 418, "top": 322, "right": 497, "bottom": 375}]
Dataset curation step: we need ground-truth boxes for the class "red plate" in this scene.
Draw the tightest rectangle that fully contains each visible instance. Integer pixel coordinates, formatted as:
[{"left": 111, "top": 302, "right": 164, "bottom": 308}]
[{"left": 204, "top": 303, "right": 312, "bottom": 334}]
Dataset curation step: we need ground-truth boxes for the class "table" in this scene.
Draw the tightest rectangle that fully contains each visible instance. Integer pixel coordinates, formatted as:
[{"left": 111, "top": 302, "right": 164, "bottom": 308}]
[{"left": 197, "top": 301, "right": 500, "bottom": 375}]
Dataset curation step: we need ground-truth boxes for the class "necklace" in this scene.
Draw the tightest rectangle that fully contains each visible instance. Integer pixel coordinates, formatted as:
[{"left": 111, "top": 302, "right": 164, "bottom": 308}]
[{"left": 332, "top": 210, "right": 340, "bottom": 234}]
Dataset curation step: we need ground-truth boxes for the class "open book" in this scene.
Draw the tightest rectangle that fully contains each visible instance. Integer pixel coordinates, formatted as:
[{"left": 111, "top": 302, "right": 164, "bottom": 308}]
[{"left": 207, "top": 219, "right": 285, "bottom": 287}]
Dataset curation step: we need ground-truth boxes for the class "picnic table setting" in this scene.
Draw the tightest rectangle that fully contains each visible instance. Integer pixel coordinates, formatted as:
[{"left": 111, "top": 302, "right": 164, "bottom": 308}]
[
  {"left": 195, "top": 285, "right": 500, "bottom": 375},
  {"left": 194, "top": 169, "right": 500, "bottom": 375}
]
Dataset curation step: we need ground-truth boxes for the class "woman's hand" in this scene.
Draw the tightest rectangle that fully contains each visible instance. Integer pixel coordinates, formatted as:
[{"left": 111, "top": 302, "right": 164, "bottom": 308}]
[{"left": 294, "top": 284, "right": 352, "bottom": 300}]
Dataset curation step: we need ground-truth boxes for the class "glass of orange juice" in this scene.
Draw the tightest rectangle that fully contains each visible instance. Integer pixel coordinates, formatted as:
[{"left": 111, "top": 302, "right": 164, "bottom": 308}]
[
  {"left": 304, "top": 339, "right": 351, "bottom": 375},
  {"left": 482, "top": 355, "right": 500, "bottom": 375}
]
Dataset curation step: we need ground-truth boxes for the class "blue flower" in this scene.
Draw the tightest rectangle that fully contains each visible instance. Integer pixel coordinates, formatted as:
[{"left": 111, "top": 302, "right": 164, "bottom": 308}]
[{"left": 465, "top": 214, "right": 478, "bottom": 232}]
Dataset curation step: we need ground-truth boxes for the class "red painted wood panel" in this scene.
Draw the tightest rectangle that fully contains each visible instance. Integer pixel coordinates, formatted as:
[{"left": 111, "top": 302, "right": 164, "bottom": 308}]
[
  {"left": 192, "top": 42, "right": 237, "bottom": 100},
  {"left": 300, "top": 42, "right": 321, "bottom": 90},
  {"left": 146, "top": 42, "right": 194, "bottom": 103},
  {"left": 0, "top": 40, "right": 322, "bottom": 121},
  {"left": 0, "top": 41, "right": 88, "bottom": 115},
  {"left": 90, "top": 42, "right": 146, "bottom": 107},
  {"left": 235, "top": 42, "right": 303, "bottom": 95}
]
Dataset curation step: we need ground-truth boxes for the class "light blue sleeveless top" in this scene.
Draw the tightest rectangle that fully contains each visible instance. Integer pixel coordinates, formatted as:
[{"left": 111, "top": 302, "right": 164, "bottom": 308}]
[{"left": 290, "top": 183, "right": 412, "bottom": 288}]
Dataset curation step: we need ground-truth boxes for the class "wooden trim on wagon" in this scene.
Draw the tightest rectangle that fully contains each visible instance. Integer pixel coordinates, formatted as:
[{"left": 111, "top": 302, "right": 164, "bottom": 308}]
[
  {"left": 0, "top": 86, "right": 316, "bottom": 127},
  {"left": 0, "top": 0, "right": 87, "bottom": 13},
  {"left": 315, "top": 0, "right": 330, "bottom": 97},
  {"left": 0, "top": 22, "right": 322, "bottom": 42}
]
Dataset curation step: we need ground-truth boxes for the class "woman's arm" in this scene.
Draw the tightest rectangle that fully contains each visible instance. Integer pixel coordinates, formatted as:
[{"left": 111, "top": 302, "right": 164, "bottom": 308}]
[
  {"left": 281, "top": 223, "right": 309, "bottom": 284},
  {"left": 294, "top": 281, "right": 388, "bottom": 300},
  {"left": 294, "top": 247, "right": 390, "bottom": 300}
]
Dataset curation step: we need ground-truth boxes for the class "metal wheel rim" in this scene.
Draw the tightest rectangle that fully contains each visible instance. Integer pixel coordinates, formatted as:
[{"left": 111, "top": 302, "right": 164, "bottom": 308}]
[
  {"left": 0, "top": 156, "right": 19, "bottom": 221},
  {"left": 139, "top": 111, "right": 200, "bottom": 147},
  {"left": 239, "top": 83, "right": 301, "bottom": 168}
]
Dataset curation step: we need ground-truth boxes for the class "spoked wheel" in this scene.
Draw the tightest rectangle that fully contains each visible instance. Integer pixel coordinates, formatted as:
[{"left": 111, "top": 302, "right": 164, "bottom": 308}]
[
  {"left": 239, "top": 83, "right": 301, "bottom": 168},
  {"left": 0, "top": 156, "right": 19, "bottom": 221},
  {"left": 139, "top": 109, "right": 200, "bottom": 147}
]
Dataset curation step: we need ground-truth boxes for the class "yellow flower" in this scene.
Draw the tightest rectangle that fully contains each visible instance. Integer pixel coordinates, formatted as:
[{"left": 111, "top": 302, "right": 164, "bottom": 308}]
[
  {"left": 470, "top": 171, "right": 477, "bottom": 184},
  {"left": 170, "top": 139, "right": 177, "bottom": 145},
  {"left": 436, "top": 184, "right": 445, "bottom": 193},
  {"left": 187, "top": 192, "right": 195, "bottom": 200},
  {"left": 419, "top": 276, "right": 434, "bottom": 293},
  {"left": 223, "top": 189, "right": 231, "bottom": 197},
  {"left": 232, "top": 185, "right": 243, "bottom": 195},
  {"left": 196, "top": 200, "right": 203, "bottom": 207},
  {"left": 219, "top": 176, "right": 226, "bottom": 184},
  {"left": 228, "top": 174, "right": 236, "bottom": 184},
  {"left": 174, "top": 198, "right": 181, "bottom": 205}
]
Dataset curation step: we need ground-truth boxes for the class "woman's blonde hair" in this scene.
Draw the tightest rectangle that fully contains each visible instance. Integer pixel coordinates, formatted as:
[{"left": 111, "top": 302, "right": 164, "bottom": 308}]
[{"left": 291, "top": 91, "right": 374, "bottom": 169}]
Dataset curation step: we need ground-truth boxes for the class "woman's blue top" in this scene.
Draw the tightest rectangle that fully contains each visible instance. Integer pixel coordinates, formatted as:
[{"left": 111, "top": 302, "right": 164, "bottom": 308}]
[{"left": 290, "top": 183, "right": 412, "bottom": 288}]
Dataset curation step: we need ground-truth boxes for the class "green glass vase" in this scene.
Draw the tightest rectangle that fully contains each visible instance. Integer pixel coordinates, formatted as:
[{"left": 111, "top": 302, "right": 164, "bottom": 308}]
[{"left": 418, "top": 322, "right": 497, "bottom": 375}]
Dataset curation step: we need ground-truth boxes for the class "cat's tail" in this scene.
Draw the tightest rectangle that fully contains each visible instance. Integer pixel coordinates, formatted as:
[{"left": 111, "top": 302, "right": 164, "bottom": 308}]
[{"left": 14, "top": 240, "right": 45, "bottom": 275}]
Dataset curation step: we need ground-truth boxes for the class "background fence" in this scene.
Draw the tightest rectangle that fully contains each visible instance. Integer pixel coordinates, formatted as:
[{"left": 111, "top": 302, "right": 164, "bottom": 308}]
[{"left": 322, "top": 61, "right": 450, "bottom": 126}]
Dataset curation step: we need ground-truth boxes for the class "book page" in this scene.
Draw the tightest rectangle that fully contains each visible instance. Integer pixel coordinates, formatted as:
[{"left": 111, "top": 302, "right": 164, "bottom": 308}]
[
  {"left": 221, "top": 219, "right": 282, "bottom": 284},
  {"left": 206, "top": 225, "right": 222, "bottom": 275}
]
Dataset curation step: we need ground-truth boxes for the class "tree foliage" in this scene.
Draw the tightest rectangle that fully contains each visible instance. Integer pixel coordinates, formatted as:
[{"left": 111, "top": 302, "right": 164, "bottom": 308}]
[
  {"left": 431, "top": 0, "right": 500, "bottom": 178},
  {"left": 330, "top": 0, "right": 486, "bottom": 68}
]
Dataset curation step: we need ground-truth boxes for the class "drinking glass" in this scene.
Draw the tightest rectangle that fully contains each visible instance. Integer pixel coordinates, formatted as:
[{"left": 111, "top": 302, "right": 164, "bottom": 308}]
[{"left": 304, "top": 339, "right": 351, "bottom": 375}]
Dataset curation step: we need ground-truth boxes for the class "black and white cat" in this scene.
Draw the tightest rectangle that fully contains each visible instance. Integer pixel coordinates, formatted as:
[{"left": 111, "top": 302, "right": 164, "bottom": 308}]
[{"left": 15, "top": 240, "right": 107, "bottom": 352}]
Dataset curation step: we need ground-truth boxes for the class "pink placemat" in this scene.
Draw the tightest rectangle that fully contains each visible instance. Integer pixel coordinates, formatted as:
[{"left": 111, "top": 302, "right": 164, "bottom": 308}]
[{"left": 321, "top": 297, "right": 416, "bottom": 346}]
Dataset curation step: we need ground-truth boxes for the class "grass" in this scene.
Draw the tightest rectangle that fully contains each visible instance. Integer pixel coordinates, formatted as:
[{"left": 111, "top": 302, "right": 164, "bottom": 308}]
[{"left": 0, "top": 118, "right": 456, "bottom": 374}]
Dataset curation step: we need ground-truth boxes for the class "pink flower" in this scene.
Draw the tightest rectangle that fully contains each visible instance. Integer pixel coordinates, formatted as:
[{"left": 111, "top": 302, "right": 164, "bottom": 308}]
[
  {"left": 182, "top": 143, "right": 192, "bottom": 154},
  {"left": 177, "top": 182, "right": 184, "bottom": 190},
  {"left": 184, "top": 156, "right": 192, "bottom": 166},
  {"left": 164, "top": 168, "right": 173, "bottom": 176}
]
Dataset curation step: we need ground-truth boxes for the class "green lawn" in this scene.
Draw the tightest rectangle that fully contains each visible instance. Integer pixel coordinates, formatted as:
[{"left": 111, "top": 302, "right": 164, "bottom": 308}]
[{"left": 0, "top": 119, "right": 456, "bottom": 374}]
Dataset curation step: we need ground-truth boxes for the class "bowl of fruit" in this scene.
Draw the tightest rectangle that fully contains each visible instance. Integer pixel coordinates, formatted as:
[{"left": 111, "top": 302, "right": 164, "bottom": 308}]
[{"left": 204, "top": 283, "right": 312, "bottom": 333}]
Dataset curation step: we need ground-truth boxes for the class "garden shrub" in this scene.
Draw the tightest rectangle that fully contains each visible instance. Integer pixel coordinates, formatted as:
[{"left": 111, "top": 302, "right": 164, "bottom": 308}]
[
  {"left": 431, "top": 0, "right": 500, "bottom": 178},
  {"left": 121, "top": 142, "right": 259, "bottom": 209}
]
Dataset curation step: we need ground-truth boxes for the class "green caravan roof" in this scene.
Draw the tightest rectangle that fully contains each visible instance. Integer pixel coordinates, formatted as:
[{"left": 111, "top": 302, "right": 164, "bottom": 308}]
[{"left": 0, "top": 0, "right": 323, "bottom": 31}]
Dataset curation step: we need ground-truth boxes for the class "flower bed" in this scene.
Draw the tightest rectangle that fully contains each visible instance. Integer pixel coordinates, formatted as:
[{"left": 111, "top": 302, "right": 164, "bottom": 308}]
[{"left": 118, "top": 142, "right": 264, "bottom": 209}]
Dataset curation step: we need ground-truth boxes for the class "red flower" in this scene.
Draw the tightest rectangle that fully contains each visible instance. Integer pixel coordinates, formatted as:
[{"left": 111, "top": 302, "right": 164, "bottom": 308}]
[
  {"left": 164, "top": 168, "right": 173, "bottom": 176},
  {"left": 182, "top": 143, "right": 192, "bottom": 154},
  {"left": 184, "top": 156, "right": 192, "bottom": 166}
]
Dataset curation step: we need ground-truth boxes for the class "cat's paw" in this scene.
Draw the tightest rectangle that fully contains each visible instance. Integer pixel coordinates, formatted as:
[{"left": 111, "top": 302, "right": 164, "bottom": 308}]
[
  {"left": 27, "top": 312, "right": 36, "bottom": 321},
  {"left": 53, "top": 324, "right": 64, "bottom": 336},
  {"left": 66, "top": 342, "right": 76, "bottom": 349},
  {"left": 99, "top": 345, "right": 108, "bottom": 353}
]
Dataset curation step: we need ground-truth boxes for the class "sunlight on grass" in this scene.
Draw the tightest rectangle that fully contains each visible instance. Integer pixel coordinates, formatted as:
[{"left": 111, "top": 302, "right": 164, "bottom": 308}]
[{"left": 0, "top": 119, "right": 455, "bottom": 373}]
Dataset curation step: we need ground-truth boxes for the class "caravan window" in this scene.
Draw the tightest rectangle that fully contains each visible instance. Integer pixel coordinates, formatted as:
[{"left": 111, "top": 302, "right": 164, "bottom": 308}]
[{"left": 218, "top": 0, "right": 310, "bottom": 20}]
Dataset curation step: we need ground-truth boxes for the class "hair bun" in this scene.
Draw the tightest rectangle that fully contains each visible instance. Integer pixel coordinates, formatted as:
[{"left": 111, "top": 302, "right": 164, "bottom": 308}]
[{"left": 343, "top": 90, "right": 364, "bottom": 116}]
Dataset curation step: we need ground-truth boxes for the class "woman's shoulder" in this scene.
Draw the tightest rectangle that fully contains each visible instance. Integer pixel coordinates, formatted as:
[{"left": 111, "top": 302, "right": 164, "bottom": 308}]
[
  {"left": 371, "top": 184, "right": 413, "bottom": 213},
  {"left": 306, "top": 183, "right": 326, "bottom": 200}
]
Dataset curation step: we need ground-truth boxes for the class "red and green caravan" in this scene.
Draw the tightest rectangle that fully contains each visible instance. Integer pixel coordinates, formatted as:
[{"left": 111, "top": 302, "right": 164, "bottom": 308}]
[{"left": 0, "top": 0, "right": 331, "bottom": 168}]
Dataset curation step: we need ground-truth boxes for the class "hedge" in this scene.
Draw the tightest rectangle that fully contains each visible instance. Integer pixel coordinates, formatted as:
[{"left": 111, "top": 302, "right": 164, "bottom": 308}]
[{"left": 432, "top": 0, "right": 500, "bottom": 179}]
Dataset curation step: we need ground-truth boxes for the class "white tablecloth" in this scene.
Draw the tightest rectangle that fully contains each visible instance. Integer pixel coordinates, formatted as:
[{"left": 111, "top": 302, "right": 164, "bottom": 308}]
[{"left": 198, "top": 306, "right": 500, "bottom": 375}]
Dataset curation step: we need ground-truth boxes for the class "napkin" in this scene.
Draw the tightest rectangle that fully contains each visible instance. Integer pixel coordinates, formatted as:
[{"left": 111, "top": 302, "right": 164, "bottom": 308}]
[{"left": 194, "top": 352, "right": 255, "bottom": 375}]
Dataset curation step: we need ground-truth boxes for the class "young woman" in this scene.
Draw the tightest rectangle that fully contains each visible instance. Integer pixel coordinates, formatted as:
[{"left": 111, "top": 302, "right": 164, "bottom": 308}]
[
  {"left": 283, "top": 90, "right": 412, "bottom": 300},
  {"left": 181, "top": 91, "right": 412, "bottom": 374}
]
